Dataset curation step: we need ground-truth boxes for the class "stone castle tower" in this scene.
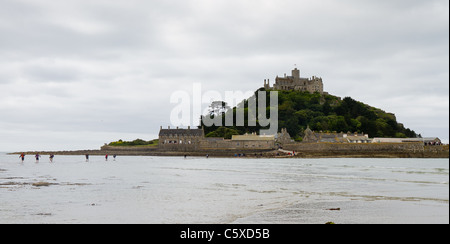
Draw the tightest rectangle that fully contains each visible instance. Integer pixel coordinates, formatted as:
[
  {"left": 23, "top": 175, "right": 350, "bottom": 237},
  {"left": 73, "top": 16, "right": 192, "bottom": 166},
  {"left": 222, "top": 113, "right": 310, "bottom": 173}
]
[{"left": 264, "top": 67, "right": 324, "bottom": 94}]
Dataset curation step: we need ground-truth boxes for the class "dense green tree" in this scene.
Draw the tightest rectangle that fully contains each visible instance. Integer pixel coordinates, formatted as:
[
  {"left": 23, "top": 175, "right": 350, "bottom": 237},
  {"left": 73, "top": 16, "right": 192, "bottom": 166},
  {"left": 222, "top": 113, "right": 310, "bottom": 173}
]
[
  {"left": 206, "top": 127, "right": 240, "bottom": 139},
  {"left": 200, "top": 89, "right": 418, "bottom": 139},
  {"left": 108, "top": 139, "right": 156, "bottom": 146}
]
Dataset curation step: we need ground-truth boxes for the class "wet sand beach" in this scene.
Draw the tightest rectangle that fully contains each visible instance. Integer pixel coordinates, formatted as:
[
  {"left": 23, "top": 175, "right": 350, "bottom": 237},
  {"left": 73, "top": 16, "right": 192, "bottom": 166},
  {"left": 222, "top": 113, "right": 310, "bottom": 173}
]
[{"left": 1, "top": 153, "right": 448, "bottom": 224}]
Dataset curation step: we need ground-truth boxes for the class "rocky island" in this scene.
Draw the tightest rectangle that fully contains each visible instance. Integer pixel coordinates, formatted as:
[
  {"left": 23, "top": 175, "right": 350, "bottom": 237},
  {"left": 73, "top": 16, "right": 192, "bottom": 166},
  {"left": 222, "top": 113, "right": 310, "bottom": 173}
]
[{"left": 12, "top": 67, "right": 448, "bottom": 158}]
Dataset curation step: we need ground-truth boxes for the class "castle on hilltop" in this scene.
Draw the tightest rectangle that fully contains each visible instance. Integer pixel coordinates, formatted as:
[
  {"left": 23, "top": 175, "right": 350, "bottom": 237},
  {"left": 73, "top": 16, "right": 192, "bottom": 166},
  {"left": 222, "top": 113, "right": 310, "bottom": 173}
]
[{"left": 264, "top": 67, "right": 324, "bottom": 94}]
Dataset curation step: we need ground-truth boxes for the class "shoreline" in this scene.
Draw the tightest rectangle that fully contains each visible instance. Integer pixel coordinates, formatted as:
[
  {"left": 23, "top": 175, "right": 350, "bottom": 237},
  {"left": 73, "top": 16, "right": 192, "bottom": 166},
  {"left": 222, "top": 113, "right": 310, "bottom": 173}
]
[{"left": 8, "top": 144, "right": 449, "bottom": 159}]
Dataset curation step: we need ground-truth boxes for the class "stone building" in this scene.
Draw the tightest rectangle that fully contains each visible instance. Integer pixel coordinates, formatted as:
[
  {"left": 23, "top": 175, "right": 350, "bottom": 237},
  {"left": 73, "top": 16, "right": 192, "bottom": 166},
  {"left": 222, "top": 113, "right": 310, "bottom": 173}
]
[
  {"left": 158, "top": 126, "right": 205, "bottom": 151},
  {"left": 264, "top": 67, "right": 324, "bottom": 94},
  {"left": 158, "top": 127, "right": 277, "bottom": 151},
  {"left": 231, "top": 133, "right": 275, "bottom": 150},
  {"left": 276, "top": 128, "right": 293, "bottom": 144},
  {"left": 302, "top": 126, "right": 371, "bottom": 143}
]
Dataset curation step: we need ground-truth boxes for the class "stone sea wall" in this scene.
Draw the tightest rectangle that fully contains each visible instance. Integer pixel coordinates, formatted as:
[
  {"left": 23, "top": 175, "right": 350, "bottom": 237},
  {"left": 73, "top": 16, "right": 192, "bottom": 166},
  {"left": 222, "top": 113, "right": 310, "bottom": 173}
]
[
  {"left": 283, "top": 142, "right": 449, "bottom": 158},
  {"left": 12, "top": 143, "right": 448, "bottom": 158}
]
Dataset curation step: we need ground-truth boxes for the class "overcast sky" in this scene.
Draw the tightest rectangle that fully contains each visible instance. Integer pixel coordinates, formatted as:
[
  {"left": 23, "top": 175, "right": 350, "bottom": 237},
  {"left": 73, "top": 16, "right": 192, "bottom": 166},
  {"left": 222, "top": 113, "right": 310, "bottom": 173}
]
[{"left": 0, "top": 0, "right": 448, "bottom": 151}]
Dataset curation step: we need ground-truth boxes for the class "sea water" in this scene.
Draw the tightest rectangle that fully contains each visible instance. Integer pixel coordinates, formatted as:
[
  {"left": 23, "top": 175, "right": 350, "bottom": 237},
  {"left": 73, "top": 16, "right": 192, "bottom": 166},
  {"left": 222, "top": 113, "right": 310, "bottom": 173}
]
[{"left": 0, "top": 153, "right": 448, "bottom": 224}]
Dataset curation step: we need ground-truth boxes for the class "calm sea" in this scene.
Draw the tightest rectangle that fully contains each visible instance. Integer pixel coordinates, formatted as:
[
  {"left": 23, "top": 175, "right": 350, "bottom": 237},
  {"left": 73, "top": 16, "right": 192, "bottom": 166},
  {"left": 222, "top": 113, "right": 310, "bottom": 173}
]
[{"left": 0, "top": 153, "right": 448, "bottom": 224}]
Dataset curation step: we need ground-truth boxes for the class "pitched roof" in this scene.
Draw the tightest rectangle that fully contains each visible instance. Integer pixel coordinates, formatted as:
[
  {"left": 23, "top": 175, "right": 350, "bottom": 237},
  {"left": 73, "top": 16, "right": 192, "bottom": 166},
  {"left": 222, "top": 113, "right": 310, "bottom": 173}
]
[{"left": 159, "top": 128, "right": 204, "bottom": 137}]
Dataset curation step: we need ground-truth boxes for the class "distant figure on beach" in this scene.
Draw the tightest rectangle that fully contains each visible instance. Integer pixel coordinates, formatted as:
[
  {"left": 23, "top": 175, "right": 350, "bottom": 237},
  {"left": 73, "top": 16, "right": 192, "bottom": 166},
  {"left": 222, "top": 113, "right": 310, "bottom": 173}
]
[
  {"left": 35, "top": 154, "right": 40, "bottom": 163},
  {"left": 105, "top": 154, "right": 108, "bottom": 161},
  {"left": 85, "top": 154, "right": 89, "bottom": 162},
  {"left": 19, "top": 153, "right": 25, "bottom": 162},
  {"left": 184, "top": 155, "right": 187, "bottom": 159},
  {"left": 113, "top": 155, "right": 116, "bottom": 161},
  {"left": 49, "top": 154, "right": 54, "bottom": 163},
  {"left": 206, "top": 154, "right": 209, "bottom": 159}
]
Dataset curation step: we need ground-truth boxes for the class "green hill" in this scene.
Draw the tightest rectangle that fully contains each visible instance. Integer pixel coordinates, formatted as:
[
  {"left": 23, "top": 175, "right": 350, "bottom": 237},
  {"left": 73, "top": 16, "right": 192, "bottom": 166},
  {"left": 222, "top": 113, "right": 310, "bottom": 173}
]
[{"left": 201, "top": 88, "right": 418, "bottom": 141}]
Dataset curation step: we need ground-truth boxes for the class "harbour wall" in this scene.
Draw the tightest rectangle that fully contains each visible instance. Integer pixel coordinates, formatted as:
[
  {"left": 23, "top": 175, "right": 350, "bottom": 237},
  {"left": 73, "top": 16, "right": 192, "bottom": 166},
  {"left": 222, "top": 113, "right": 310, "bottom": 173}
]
[
  {"left": 11, "top": 143, "right": 448, "bottom": 158},
  {"left": 283, "top": 142, "right": 449, "bottom": 158}
]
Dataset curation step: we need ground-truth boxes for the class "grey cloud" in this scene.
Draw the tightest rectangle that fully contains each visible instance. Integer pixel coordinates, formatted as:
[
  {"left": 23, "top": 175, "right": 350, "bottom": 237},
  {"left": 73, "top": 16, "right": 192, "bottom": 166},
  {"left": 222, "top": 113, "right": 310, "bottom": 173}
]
[
  {"left": 0, "top": 0, "right": 448, "bottom": 151},
  {"left": 22, "top": 62, "right": 81, "bottom": 83}
]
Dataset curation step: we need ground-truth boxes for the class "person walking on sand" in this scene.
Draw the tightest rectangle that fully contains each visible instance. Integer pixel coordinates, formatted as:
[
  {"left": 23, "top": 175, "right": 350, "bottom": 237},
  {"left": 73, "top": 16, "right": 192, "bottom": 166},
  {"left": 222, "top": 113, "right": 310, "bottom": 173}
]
[
  {"left": 35, "top": 153, "right": 40, "bottom": 163},
  {"left": 113, "top": 154, "right": 116, "bottom": 161},
  {"left": 85, "top": 154, "right": 89, "bottom": 162},
  {"left": 49, "top": 154, "right": 54, "bottom": 163},
  {"left": 105, "top": 154, "right": 108, "bottom": 161},
  {"left": 19, "top": 153, "right": 25, "bottom": 163}
]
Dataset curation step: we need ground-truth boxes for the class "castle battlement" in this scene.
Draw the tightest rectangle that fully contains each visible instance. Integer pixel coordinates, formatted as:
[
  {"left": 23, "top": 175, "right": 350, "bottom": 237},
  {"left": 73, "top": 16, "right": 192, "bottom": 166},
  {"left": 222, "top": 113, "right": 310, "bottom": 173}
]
[{"left": 264, "top": 67, "right": 324, "bottom": 94}]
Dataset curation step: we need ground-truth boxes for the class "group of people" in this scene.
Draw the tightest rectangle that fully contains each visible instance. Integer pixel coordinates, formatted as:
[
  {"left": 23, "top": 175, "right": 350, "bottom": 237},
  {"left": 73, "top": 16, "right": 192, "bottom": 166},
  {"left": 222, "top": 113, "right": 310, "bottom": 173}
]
[
  {"left": 19, "top": 153, "right": 54, "bottom": 163},
  {"left": 85, "top": 154, "right": 116, "bottom": 162},
  {"left": 19, "top": 154, "right": 117, "bottom": 163},
  {"left": 425, "top": 141, "right": 442, "bottom": 146}
]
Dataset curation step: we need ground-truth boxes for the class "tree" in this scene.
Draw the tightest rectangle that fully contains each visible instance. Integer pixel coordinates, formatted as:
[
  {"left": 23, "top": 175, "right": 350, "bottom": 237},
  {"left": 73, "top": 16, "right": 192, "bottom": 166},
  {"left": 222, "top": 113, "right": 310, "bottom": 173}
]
[
  {"left": 200, "top": 89, "right": 418, "bottom": 139},
  {"left": 322, "top": 100, "right": 332, "bottom": 115},
  {"left": 206, "top": 127, "right": 239, "bottom": 139},
  {"left": 329, "top": 115, "right": 349, "bottom": 132},
  {"left": 208, "top": 101, "right": 230, "bottom": 117}
]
